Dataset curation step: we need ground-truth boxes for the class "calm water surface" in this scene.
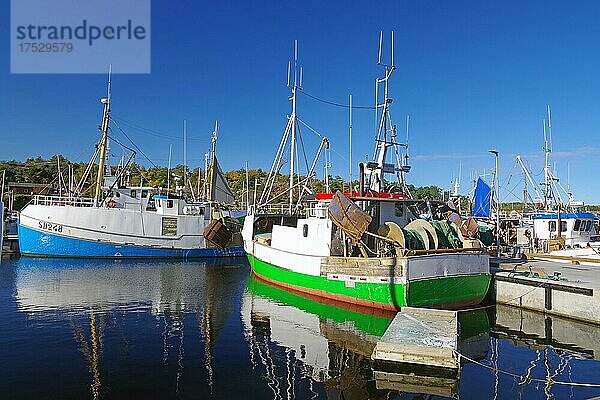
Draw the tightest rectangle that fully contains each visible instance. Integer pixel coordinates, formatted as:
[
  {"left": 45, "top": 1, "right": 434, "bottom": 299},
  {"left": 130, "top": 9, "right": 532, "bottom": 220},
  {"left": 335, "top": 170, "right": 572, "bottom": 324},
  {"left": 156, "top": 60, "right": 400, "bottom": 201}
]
[{"left": 1, "top": 256, "right": 599, "bottom": 399}]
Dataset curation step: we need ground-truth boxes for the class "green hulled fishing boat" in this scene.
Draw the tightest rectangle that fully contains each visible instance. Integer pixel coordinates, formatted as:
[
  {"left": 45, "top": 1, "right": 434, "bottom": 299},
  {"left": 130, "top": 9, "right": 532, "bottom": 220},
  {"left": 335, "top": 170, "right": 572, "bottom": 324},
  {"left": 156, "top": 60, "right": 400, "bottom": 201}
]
[{"left": 242, "top": 35, "right": 491, "bottom": 311}]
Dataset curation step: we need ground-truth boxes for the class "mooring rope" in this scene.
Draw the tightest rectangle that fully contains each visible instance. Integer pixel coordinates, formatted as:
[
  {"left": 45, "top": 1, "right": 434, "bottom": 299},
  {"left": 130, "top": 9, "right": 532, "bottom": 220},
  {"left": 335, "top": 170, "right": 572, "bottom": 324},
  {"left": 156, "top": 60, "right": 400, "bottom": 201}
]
[{"left": 455, "top": 350, "right": 600, "bottom": 388}]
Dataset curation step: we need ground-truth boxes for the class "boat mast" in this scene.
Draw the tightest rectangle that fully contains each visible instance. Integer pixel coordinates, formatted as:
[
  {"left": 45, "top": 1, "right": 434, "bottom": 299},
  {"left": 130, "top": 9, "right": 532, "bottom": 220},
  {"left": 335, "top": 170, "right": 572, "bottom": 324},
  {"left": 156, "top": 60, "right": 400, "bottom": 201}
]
[
  {"left": 368, "top": 31, "right": 409, "bottom": 193},
  {"left": 183, "top": 120, "right": 187, "bottom": 196},
  {"left": 208, "top": 121, "right": 218, "bottom": 201},
  {"left": 288, "top": 40, "right": 301, "bottom": 213},
  {"left": 94, "top": 66, "right": 112, "bottom": 206},
  {"left": 349, "top": 94, "right": 353, "bottom": 189}
]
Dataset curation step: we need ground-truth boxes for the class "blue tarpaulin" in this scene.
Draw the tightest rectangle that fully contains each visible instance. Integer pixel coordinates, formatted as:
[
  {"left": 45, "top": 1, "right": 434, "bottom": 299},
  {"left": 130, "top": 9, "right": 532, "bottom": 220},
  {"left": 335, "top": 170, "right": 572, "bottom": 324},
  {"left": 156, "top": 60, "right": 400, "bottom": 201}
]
[{"left": 472, "top": 178, "right": 491, "bottom": 217}]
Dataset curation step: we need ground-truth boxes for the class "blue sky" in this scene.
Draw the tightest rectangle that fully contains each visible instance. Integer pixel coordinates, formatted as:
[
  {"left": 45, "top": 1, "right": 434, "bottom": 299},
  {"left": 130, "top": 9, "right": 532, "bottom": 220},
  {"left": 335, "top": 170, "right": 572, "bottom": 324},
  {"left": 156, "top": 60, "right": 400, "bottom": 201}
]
[{"left": 2, "top": 0, "right": 600, "bottom": 203}]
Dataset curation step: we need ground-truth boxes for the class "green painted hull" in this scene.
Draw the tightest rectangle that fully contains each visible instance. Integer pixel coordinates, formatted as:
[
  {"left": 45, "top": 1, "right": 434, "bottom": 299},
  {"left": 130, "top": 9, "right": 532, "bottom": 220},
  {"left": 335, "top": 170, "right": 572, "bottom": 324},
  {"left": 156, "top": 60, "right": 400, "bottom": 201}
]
[{"left": 247, "top": 254, "right": 491, "bottom": 310}]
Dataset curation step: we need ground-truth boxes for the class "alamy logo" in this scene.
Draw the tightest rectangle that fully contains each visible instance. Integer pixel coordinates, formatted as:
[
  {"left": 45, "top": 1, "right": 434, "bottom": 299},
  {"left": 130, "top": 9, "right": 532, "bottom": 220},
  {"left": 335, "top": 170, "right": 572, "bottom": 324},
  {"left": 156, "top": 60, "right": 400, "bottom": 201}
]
[{"left": 11, "top": 0, "right": 151, "bottom": 74}]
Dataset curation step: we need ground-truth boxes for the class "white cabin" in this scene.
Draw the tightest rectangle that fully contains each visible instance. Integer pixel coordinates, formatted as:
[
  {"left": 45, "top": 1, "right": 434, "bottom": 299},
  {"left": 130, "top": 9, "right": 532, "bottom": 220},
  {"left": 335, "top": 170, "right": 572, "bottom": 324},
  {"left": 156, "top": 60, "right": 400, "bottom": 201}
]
[{"left": 532, "top": 212, "right": 599, "bottom": 247}]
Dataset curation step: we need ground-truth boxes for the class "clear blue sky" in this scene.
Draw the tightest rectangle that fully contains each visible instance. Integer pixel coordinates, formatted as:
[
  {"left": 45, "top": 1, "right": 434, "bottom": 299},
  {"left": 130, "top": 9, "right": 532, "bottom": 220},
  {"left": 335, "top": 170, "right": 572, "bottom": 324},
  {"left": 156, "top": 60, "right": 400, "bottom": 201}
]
[{"left": 2, "top": 0, "right": 600, "bottom": 203}]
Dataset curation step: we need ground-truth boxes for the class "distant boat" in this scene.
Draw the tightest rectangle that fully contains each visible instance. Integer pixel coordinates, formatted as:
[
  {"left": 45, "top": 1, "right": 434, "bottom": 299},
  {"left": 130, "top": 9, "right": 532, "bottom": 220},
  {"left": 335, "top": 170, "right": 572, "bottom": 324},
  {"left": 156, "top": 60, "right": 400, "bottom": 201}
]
[
  {"left": 500, "top": 106, "right": 600, "bottom": 262},
  {"left": 18, "top": 78, "right": 244, "bottom": 259}
]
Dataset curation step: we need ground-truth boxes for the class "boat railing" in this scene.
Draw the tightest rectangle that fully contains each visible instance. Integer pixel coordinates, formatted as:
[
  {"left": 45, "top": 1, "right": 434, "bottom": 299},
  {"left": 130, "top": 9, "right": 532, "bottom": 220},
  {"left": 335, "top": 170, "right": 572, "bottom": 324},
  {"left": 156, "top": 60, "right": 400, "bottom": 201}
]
[
  {"left": 32, "top": 195, "right": 95, "bottom": 207},
  {"left": 252, "top": 203, "right": 299, "bottom": 215},
  {"left": 307, "top": 203, "right": 329, "bottom": 218}
]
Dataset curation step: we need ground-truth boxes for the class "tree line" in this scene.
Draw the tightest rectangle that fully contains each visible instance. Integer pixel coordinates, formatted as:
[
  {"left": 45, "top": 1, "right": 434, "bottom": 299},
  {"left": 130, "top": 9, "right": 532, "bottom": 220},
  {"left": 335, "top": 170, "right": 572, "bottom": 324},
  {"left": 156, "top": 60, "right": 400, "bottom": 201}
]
[{"left": 0, "top": 156, "right": 474, "bottom": 211}]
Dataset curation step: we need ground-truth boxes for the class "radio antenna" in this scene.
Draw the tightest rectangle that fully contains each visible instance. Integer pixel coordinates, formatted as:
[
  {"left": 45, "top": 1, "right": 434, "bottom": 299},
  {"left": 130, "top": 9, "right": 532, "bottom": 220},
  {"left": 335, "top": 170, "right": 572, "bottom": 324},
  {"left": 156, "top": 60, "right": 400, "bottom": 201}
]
[
  {"left": 377, "top": 31, "right": 383, "bottom": 65},
  {"left": 547, "top": 104, "right": 553, "bottom": 152}
]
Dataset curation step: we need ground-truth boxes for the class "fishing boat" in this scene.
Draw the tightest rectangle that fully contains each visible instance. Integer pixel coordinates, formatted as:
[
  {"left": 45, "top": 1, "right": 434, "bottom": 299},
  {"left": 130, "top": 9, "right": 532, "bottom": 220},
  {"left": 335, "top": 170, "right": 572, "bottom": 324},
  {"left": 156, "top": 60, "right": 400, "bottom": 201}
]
[
  {"left": 242, "top": 35, "right": 491, "bottom": 311},
  {"left": 496, "top": 106, "right": 600, "bottom": 263},
  {"left": 18, "top": 77, "right": 244, "bottom": 259}
]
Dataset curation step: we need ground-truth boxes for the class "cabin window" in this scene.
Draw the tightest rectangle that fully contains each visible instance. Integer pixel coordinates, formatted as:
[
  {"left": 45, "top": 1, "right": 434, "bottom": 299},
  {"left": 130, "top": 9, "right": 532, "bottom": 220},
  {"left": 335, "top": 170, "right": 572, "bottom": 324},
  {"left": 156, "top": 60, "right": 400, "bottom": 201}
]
[
  {"left": 115, "top": 192, "right": 120, "bottom": 198},
  {"left": 394, "top": 203, "right": 404, "bottom": 217},
  {"left": 548, "top": 221, "right": 556, "bottom": 232},
  {"left": 303, "top": 224, "right": 308, "bottom": 237},
  {"left": 583, "top": 220, "right": 591, "bottom": 232},
  {"left": 574, "top": 219, "right": 581, "bottom": 231},
  {"left": 141, "top": 190, "right": 148, "bottom": 198},
  {"left": 130, "top": 190, "right": 137, "bottom": 198},
  {"left": 156, "top": 199, "right": 161, "bottom": 207},
  {"left": 561, "top": 221, "right": 567, "bottom": 232},
  {"left": 167, "top": 200, "right": 174, "bottom": 208}
]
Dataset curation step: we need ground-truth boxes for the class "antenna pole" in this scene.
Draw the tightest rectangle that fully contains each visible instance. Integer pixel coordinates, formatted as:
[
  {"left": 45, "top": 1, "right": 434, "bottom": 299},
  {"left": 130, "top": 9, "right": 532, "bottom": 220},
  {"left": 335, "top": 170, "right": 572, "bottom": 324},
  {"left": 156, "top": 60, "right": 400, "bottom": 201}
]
[
  {"left": 183, "top": 120, "right": 187, "bottom": 196},
  {"left": 543, "top": 118, "right": 550, "bottom": 211},
  {"left": 349, "top": 94, "right": 353, "bottom": 190},
  {"left": 245, "top": 162, "right": 249, "bottom": 211},
  {"left": 391, "top": 31, "right": 395, "bottom": 67},
  {"left": 405, "top": 114, "right": 410, "bottom": 167},
  {"left": 167, "top": 144, "right": 172, "bottom": 194},
  {"left": 378, "top": 31, "right": 383, "bottom": 65},
  {"left": 288, "top": 40, "right": 299, "bottom": 212},
  {"left": 547, "top": 104, "right": 553, "bottom": 152}
]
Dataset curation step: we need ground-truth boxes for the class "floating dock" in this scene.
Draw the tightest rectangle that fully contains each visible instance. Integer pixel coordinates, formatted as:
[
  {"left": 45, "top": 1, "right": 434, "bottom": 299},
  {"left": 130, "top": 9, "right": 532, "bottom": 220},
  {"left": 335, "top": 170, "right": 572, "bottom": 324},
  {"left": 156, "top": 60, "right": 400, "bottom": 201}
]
[
  {"left": 372, "top": 307, "right": 458, "bottom": 369},
  {"left": 491, "top": 258, "right": 600, "bottom": 325}
]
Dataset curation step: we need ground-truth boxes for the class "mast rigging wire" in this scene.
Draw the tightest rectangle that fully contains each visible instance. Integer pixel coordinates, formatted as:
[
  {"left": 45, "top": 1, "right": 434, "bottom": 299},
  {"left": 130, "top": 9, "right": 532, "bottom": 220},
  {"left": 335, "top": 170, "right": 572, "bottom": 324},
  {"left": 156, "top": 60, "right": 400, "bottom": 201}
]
[
  {"left": 110, "top": 120, "right": 158, "bottom": 168},
  {"left": 300, "top": 90, "right": 375, "bottom": 110}
]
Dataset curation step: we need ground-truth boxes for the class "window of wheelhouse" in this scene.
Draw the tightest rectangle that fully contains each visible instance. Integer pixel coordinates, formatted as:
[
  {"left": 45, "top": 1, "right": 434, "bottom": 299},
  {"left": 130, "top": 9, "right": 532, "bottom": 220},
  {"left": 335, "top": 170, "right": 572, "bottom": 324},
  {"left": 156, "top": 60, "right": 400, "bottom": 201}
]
[
  {"left": 141, "top": 190, "right": 148, "bottom": 198},
  {"left": 548, "top": 221, "right": 556, "bottom": 232},
  {"left": 167, "top": 200, "right": 174, "bottom": 208},
  {"left": 130, "top": 190, "right": 137, "bottom": 198},
  {"left": 394, "top": 202, "right": 404, "bottom": 217},
  {"left": 574, "top": 219, "right": 581, "bottom": 231},
  {"left": 560, "top": 221, "right": 567, "bottom": 232}
]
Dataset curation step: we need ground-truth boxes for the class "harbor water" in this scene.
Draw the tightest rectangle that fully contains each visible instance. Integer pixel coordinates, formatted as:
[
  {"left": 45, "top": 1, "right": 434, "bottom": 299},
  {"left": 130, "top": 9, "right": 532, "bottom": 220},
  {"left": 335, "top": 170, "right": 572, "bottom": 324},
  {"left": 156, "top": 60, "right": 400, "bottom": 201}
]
[{"left": 1, "top": 257, "right": 599, "bottom": 399}]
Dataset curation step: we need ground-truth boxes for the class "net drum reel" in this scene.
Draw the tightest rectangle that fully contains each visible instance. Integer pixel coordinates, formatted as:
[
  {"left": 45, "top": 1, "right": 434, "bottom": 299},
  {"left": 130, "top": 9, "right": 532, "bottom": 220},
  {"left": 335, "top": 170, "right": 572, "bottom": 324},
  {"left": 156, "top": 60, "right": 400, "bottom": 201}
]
[
  {"left": 378, "top": 218, "right": 478, "bottom": 255},
  {"left": 378, "top": 219, "right": 439, "bottom": 255}
]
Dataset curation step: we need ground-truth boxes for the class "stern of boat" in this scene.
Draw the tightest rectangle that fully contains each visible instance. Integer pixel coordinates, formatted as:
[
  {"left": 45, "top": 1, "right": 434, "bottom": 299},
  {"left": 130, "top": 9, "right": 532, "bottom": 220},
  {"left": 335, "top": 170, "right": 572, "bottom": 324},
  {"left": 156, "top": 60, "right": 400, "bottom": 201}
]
[{"left": 404, "top": 252, "right": 491, "bottom": 308}]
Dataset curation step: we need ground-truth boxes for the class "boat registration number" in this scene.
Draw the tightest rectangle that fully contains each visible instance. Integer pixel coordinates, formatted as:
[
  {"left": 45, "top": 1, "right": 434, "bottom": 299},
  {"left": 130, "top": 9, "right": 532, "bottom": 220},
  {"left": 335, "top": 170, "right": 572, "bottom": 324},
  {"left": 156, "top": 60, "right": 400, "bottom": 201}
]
[{"left": 39, "top": 221, "right": 64, "bottom": 233}]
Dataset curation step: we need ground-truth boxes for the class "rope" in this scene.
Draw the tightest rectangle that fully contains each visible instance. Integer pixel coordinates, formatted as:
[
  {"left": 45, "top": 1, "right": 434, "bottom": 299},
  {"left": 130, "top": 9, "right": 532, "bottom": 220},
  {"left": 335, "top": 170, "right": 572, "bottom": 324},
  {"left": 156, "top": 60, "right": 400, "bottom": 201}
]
[
  {"left": 112, "top": 115, "right": 208, "bottom": 143},
  {"left": 300, "top": 90, "right": 375, "bottom": 110},
  {"left": 110, "top": 120, "right": 158, "bottom": 168},
  {"left": 456, "top": 350, "right": 600, "bottom": 388}
]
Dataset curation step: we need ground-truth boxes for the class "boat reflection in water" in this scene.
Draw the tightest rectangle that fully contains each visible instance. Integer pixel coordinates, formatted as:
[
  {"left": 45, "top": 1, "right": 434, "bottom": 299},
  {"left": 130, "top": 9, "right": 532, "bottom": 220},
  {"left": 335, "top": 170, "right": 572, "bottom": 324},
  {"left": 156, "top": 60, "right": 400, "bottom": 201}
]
[
  {"left": 14, "top": 256, "right": 248, "bottom": 399},
  {"left": 241, "top": 275, "right": 490, "bottom": 399}
]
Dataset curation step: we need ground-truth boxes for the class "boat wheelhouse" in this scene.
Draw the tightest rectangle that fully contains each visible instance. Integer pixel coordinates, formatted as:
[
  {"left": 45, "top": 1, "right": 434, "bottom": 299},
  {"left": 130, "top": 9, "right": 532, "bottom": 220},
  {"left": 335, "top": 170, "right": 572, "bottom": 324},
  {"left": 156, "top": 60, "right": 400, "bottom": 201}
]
[{"left": 532, "top": 212, "right": 599, "bottom": 249}]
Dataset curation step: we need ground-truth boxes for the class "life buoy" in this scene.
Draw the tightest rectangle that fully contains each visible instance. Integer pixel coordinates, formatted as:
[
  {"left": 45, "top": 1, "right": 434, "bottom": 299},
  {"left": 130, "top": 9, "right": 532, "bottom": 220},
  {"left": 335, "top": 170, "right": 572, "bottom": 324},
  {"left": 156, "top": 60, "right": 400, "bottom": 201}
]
[{"left": 106, "top": 199, "right": 117, "bottom": 208}]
